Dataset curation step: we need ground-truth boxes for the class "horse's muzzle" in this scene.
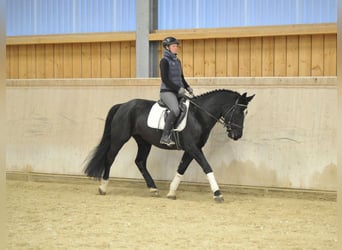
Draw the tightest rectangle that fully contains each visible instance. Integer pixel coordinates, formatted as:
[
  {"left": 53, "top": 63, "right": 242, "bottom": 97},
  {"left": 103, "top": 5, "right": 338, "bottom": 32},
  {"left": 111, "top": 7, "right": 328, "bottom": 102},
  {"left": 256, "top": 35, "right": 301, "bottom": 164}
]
[{"left": 228, "top": 130, "right": 242, "bottom": 141}]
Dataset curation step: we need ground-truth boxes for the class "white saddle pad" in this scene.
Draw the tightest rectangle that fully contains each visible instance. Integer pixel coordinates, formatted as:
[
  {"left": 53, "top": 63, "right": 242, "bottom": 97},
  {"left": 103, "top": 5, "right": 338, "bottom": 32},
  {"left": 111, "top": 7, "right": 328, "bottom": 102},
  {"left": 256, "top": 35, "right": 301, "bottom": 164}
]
[{"left": 147, "top": 100, "right": 190, "bottom": 131}]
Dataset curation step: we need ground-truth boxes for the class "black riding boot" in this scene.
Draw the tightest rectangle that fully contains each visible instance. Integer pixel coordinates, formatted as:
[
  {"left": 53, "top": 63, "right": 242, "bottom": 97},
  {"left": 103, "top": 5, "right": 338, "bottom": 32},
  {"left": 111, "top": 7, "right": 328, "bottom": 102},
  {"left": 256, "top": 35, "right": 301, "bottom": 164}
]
[{"left": 160, "top": 111, "right": 177, "bottom": 146}]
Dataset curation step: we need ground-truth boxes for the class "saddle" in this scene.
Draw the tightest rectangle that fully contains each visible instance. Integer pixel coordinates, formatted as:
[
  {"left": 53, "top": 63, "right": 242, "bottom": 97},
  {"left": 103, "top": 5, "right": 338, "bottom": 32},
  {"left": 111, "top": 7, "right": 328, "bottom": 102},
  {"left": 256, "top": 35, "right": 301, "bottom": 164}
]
[{"left": 147, "top": 99, "right": 190, "bottom": 131}]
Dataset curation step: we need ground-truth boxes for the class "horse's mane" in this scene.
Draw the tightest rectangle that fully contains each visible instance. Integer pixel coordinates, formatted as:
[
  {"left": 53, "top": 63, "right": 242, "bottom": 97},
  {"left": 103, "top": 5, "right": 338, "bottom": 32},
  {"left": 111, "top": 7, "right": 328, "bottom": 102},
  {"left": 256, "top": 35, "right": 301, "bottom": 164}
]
[{"left": 193, "top": 89, "right": 240, "bottom": 99}]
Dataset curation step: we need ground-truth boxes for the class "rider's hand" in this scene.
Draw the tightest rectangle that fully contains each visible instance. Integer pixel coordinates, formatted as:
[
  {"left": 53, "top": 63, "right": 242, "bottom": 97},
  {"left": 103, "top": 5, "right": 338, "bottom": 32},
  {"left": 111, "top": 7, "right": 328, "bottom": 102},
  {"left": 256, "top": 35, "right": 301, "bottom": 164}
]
[
  {"left": 178, "top": 87, "right": 186, "bottom": 97},
  {"left": 187, "top": 87, "right": 193, "bottom": 95}
]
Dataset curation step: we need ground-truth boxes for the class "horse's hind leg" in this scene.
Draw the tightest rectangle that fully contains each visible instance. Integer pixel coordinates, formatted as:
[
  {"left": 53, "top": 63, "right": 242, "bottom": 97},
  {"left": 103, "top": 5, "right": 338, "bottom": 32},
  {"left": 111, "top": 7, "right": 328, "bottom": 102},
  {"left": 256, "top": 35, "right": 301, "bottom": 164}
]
[
  {"left": 98, "top": 162, "right": 111, "bottom": 195},
  {"left": 99, "top": 139, "right": 129, "bottom": 195},
  {"left": 133, "top": 136, "right": 159, "bottom": 197}
]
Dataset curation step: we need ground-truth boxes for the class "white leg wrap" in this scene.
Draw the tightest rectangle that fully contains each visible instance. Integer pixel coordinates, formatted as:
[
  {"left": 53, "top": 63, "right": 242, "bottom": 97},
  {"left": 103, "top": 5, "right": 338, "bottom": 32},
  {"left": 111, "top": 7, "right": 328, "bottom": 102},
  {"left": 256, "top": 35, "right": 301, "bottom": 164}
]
[
  {"left": 207, "top": 172, "right": 219, "bottom": 193},
  {"left": 99, "top": 179, "right": 109, "bottom": 193},
  {"left": 167, "top": 173, "right": 183, "bottom": 197},
  {"left": 170, "top": 173, "right": 183, "bottom": 192}
]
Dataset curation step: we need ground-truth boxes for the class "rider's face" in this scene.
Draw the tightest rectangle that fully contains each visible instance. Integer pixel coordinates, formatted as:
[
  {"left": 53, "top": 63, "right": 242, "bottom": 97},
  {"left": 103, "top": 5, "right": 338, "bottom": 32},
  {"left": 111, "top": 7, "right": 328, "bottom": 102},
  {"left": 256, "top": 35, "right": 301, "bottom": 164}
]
[{"left": 168, "top": 44, "right": 178, "bottom": 54}]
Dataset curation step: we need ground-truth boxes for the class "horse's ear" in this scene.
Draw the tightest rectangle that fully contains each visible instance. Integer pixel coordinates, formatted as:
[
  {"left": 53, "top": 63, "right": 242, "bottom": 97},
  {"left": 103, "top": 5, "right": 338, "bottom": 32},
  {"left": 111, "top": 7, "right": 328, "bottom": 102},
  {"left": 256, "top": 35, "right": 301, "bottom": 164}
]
[
  {"left": 247, "top": 94, "right": 255, "bottom": 103},
  {"left": 241, "top": 92, "right": 247, "bottom": 98}
]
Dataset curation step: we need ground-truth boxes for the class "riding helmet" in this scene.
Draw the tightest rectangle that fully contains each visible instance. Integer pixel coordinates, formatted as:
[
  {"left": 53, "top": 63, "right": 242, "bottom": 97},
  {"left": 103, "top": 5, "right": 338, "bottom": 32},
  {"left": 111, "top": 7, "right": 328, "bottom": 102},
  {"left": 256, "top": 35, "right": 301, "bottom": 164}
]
[{"left": 162, "top": 37, "right": 179, "bottom": 49}]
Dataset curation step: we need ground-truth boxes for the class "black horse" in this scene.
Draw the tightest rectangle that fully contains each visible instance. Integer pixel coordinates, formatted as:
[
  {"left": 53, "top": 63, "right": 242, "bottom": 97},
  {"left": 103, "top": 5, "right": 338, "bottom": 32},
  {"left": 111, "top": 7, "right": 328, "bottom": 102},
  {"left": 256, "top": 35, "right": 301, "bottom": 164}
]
[{"left": 84, "top": 89, "right": 254, "bottom": 202}]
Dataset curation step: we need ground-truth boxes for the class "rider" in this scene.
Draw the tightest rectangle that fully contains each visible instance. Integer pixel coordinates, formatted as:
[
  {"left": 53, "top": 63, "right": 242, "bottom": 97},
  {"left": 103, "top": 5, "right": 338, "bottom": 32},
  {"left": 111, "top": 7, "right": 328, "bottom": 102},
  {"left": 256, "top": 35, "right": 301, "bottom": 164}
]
[{"left": 159, "top": 36, "right": 193, "bottom": 146}]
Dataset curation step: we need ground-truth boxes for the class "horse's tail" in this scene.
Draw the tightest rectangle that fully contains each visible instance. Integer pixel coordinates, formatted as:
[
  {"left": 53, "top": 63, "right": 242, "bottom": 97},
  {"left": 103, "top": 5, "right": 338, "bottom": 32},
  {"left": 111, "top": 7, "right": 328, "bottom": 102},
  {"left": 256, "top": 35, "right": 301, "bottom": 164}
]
[{"left": 84, "top": 104, "right": 121, "bottom": 179}]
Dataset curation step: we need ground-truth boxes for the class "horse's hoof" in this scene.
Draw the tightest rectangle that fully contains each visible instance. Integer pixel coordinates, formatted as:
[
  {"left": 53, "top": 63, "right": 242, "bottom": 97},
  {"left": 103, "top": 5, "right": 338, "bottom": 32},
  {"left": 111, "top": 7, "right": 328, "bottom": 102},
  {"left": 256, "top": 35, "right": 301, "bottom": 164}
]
[
  {"left": 214, "top": 195, "right": 224, "bottom": 203},
  {"left": 98, "top": 187, "right": 106, "bottom": 195},
  {"left": 149, "top": 188, "right": 160, "bottom": 197},
  {"left": 166, "top": 194, "right": 177, "bottom": 200}
]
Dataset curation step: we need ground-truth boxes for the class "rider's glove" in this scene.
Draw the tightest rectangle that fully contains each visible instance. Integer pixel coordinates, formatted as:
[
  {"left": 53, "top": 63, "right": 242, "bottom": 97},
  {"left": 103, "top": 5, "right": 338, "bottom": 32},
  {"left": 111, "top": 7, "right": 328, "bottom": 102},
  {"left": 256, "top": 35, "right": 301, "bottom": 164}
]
[
  {"left": 178, "top": 87, "right": 186, "bottom": 97},
  {"left": 187, "top": 87, "right": 193, "bottom": 95}
]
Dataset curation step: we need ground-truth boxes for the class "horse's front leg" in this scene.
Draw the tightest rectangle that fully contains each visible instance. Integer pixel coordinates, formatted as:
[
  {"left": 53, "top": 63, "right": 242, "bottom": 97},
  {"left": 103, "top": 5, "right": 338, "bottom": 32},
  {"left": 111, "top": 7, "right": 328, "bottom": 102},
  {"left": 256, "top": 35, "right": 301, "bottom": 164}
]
[
  {"left": 187, "top": 146, "right": 224, "bottom": 203},
  {"left": 167, "top": 152, "right": 193, "bottom": 200}
]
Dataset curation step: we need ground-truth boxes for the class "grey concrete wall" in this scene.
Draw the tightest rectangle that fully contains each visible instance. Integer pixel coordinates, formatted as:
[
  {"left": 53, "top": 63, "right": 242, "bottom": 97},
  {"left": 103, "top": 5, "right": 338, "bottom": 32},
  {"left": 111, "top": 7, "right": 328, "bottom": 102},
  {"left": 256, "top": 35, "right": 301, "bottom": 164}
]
[{"left": 6, "top": 77, "right": 337, "bottom": 190}]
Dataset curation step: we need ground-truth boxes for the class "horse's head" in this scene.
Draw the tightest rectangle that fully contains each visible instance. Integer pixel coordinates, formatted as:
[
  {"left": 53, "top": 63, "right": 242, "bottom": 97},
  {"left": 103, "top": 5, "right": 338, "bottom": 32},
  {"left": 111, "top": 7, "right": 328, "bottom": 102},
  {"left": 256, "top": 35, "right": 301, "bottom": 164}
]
[{"left": 223, "top": 92, "right": 255, "bottom": 140}]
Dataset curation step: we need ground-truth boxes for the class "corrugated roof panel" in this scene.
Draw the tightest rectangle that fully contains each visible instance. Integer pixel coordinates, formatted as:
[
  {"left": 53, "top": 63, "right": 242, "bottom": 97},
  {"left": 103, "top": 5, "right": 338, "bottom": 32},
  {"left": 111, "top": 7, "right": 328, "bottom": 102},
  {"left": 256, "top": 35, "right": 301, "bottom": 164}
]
[
  {"left": 158, "top": 0, "right": 337, "bottom": 29},
  {"left": 6, "top": 0, "right": 336, "bottom": 36},
  {"left": 7, "top": 0, "right": 136, "bottom": 36}
]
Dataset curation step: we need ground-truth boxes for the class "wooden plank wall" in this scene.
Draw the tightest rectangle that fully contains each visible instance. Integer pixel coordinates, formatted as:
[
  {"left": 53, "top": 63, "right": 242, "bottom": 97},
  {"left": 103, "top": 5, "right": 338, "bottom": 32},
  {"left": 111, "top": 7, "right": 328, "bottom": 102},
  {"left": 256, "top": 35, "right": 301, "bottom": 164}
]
[
  {"left": 175, "top": 34, "right": 336, "bottom": 77},
  {"left": 6, "top": 25, "right": 337, "bottom": 79},
  {"left": 7, "top": 41, "right": 136, "bottom": 78}
]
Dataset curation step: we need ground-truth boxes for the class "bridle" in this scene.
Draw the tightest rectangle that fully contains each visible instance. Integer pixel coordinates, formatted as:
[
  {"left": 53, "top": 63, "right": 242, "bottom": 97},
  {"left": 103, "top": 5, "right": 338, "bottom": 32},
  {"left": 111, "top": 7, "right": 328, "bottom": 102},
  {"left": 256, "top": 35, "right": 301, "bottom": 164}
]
[
  {"left": 186, "top": 96, "right": 247, "bottom": 131},
  {"left": 220, "top": 101, "right": 247, "bottom": 131}
]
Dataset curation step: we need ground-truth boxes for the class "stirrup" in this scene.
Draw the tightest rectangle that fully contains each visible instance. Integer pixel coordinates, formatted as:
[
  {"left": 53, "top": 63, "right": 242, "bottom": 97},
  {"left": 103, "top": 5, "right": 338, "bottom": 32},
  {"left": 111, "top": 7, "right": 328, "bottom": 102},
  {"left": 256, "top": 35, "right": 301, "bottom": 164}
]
[
  {"left": 160, "top": 140, "right": 175, "bottom": 146},
  {"left": 160, "top": 137, "right": 175, "bottom": 146}
]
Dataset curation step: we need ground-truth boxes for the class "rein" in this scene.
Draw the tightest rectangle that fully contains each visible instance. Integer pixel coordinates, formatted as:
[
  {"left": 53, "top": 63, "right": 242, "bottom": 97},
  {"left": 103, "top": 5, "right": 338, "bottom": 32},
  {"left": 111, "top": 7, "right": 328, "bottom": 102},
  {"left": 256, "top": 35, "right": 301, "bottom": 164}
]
[
  {"left": 185, "top": 94, "right": 246, "bottom": 130},
  {"left": 185, "top": 96, "right": 225, "bottom": 126}
]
